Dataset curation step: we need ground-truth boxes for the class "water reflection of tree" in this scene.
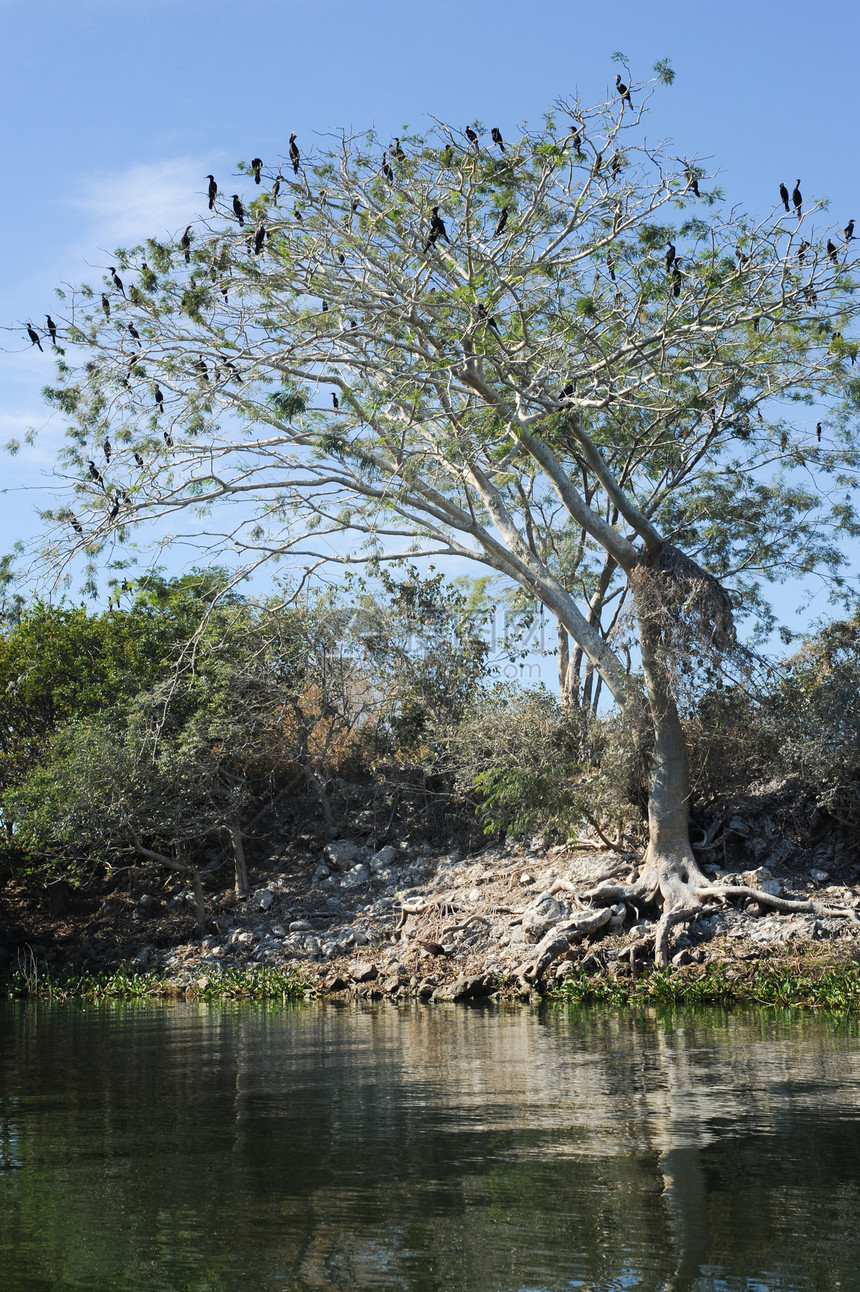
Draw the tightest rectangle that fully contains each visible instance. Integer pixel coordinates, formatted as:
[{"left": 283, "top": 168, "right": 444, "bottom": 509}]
[{"left": 2, "top": 1003, "right": 860, "bottom": 1289}]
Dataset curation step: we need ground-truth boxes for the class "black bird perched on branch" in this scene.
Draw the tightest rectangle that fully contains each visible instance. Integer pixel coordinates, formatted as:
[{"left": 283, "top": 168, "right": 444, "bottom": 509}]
[
  {"left": 206, "top": 174, "right": 217, "bottom": 209},
  {"left": 45, "top": 315, "right": 57, "bottom": 347},
  {"left": 665, "top": 242, "right": 676, "bottom": 272},
  {"left": 381, "top": 156, "right": 393, "bottom": 182},
  {"left": 70, "top": 514, "right": 84, "bottom": 536},
  {"left": 569, "top": 127, "right": 583, "bottom": 153},
  {"left": 611, "top": 151, "right": 622, "bottom": 179},
  {"left": 293, "top": 206, "right": 303, "bottom": 221},
  {"left": 671, "top": 260, "right": 683, "bottom": 297},
  {"left": 26, "top": 323, "right": 42, "bottom": 351},
  {"left": 163, "top": 429, "right": 173, "bottom": 447},
  {"left": 615, "top": 74, "right": 632, "bottom": 108},
  {"left": 591, "top": 151, "right": 603, "bottom": 176},
  {"left": 251, "top": 157, "right": 263, "bottom": 184},
  {"left": 798, "top": 241, "right": 811, "bottom": 264},
  {"left": 180, "top": 226, "right": 192, "bottom": 264},
  {"left": 441, "top": 143, "right": 454, "bottom": 167},
  {"left": 110, "top": 267, "right": 126, "bottom": 296},
  {"left": 779, "top": 182, "right": 789, "bottom": 212},
  {"left": 845, "top": 219, "right": 855, "bottom": 244},
  {"left": 108, "top": 495, "right": 121, "bottom": 521},
  {"left": 332, "top": 392, "right": 339, "bottom": 409},
  {"left": 154, "top": 385, "right": 164, "bottom": 413},
  {"left": 792, "top": 180, "right": 802, "bottom": 217},
  {"left": 254, "top": 224, "right": 266, "bottom": 255},
  {"left": 321, "top": 300, "right": 328, "bottom": 312},
  {"left": 684, "top": 165, "right": 700, "bottom": 197},
  {"left": 491, "top": 126, "right": 505, "bottom": 151},
  {"left": 101, "top": 293, "right": 110, "bottom": 319},
  {"left": 391, "top": 138, "right": 405, "bottom": 160},
  {"left": 271, "top": 174, "right": 284, "bottom": 200},
  {"left": 478, "top": 303, "right": 500, "bottom": 334},
  {"left": 827, "top": 239, "right": 839, "bottom": 265},
  {"left": 558, "top": 382, "right": 575, "bottom": 401},
  {"left": 816, "top": 422, "right": 822, "bottom": 442},
  {"left": 232, "top": 195, "right": 245, "bottom": 226},
  {"left": 465, "top": 126, "right": 479, "bottom": 148},
  {"left": 493, "top": 207, "right": 509, "bottom": 238},
  {"left": 134, "top": 452, "right": 145, "bottom": 468},
  {"left": 88, "top": 460, "right": 104, "bottom": 487},
  {"left": 289, "top": 132, "right": 300, "bottom": 174},
  {"left": 128, "top": 322, "right": 141, "bottom": 343},
  {"left": 424, "top": 206, "right": 450, "bottom": 251},
  {"left": 103, "top": 438, "right": 111, "bottom": 462}
]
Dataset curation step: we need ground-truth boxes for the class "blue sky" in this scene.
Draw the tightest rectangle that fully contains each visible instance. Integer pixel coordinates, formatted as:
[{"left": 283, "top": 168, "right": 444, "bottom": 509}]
[{"left": 1, "top": 0, "right": 858, "bottom": 648}]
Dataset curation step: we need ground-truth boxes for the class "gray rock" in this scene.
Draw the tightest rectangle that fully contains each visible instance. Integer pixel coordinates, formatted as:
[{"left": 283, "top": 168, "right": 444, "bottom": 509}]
[
  {"left": 289, "top": 920, "right": 313, "bottom": 932},
  {"left": 370, "top": 845, "right": 398, "bottom": 872},
  {"left": 810, "top": 868, "right": 830, "bottom": 883},
  {"left": 743, "top": 866, "right": 781, "bottom": 897},
  {"left": 312, "top": 864, "right": 331, "bottom": 883},
  {"left": 253, "top": 889, "right": 274, "bottom": 911},
  {"left": 341, "top": 864, "right": 370, "bottom": 889},
  {"left": 347, "top": 960, "right": 378, "bottom": 983},
  {"left": 324, "top": 840, "right": 358, "bottom": 870},
  {"left": 383, "top": 974, "right": 402, "bottom": 994}
]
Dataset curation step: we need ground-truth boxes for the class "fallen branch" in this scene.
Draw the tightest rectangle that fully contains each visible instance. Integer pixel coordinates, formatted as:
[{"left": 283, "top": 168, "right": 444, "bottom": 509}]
[{"left": 513, "top": 905, "right": 622, "bottom": 990}]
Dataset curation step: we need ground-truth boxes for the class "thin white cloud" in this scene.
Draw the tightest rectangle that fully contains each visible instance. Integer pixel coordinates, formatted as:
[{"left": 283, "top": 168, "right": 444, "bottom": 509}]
[{"left": 66, "top": 156, "right": 225, "bottom": 249}]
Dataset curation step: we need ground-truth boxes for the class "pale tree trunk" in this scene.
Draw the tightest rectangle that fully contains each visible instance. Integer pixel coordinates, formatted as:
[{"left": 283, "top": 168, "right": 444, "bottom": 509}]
[
  {"left": 228, "top": 818, "right": 249, "bottom": 896},
  {"left": 636, "top": 622, "right": 709, "bottom": 909}
]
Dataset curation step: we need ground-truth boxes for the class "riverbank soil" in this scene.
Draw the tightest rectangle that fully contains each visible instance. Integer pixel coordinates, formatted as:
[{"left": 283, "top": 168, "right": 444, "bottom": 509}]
[{"left": 1, "top": 778, "right": 859, "bottom": 999}]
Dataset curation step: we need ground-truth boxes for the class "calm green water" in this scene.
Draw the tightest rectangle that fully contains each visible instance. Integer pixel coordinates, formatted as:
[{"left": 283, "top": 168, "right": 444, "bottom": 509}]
[{"left": 1, "top": 1001, "right": 859, "bottom": 1291}]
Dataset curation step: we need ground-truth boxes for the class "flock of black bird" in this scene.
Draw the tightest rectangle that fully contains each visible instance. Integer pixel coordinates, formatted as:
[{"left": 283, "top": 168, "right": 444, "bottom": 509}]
[{"left": 12, "top": 88, "right": 855, "bottom": 542}]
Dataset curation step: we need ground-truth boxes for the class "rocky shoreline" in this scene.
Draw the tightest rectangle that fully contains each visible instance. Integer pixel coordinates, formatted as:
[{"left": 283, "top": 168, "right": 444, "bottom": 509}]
[{"left": 4, "top": 801, "right": 859, "bottom": 1003}]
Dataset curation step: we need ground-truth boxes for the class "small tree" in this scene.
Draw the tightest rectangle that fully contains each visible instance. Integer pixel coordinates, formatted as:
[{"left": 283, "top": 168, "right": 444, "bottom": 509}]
[{"left": 26, "top": 65, "right": 860, "bottom": 959}]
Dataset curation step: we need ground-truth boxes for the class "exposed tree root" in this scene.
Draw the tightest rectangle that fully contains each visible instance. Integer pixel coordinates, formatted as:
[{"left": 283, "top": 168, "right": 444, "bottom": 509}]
[
  {"left": 654, "top": 904, "right": 721, "bottom": 967},
  {"left": 513, "top": 904, "right": 625, "bottom": 991},
  {"left": 701, "top": 883, "right": 860, "bottom": 923}
]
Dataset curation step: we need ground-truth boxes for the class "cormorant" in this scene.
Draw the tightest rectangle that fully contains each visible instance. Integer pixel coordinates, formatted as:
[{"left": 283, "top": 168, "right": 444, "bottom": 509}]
[
  {"left": 110, "top": 267, "right": 126, "bottom": 295},
  {"left": 391, "top": 138, "right": 405, "bottom": 159},
  {"left": 321, "top": 300, "right": 328, "bottom": 312},
  {"left": 289, "top": 132, "right": 300, "bottom": 174},
  {"left": 293, "top": 206, "right": 303, "bottom": 221},
  {"left": 181, "top": 226, "right": 192, "bottom": 263},
  {"left": 134, "top": 453, "right": 145, "bottom": 468},
  {"left": 779, "top": 182, "right": 789, "bottom": 212},
  {"left": 569, "top": 127, "right": 583, "bottom": 152},
  {"left": 478, "top": 303, "right": 500, "bottom": 334},
  {"left": 45, "top": 315, "right": 57, "bottom": 346},
  {"left": 493, "top": 207, "right": 509, "bottom": 238},
  {"left": 381, "top": 156, "right": 393, "bottom": 181},
  {"left": 816, "top": 422, "right": 822, "bottom": 441},
  {"left": 128, "top": 322, "right": 140, "bottom": 343},
  {"left": 332, "top": 392, "right": 339, "bottom": 409},
  {"left": 424, "top": 206, "right": 450, "bottom": 250},
  {"left": 798, "top": 241, "right": 810, "bottom": 263},
  {"left": 827, "top": 239, "right": 839, "bottom": 265},
  {"left": 671, "top": 261, "right": 683, "bottom": 297},
  {"left": 465, "top": 126, "right": 479, "bottom": 148},
  {"left": 441, "top": 144, "right": 454, "bottom": 167},
  {"left": 272, "top": 175, "right": 284, "bottom": 200},
  {"left": 88, "top": 460, "right": 104, "bottom": 486},
  {"left": 109, "top": 495, "right": 121, "bottom": 521},
  {"left": 611, "top": 151, "right": 622, "bottom": 178},
  {"left": 154, "top": 385, "right": 164, "bottom": 413},
  {"left": 251, "top": 157, "right": 263, "bottom": 184},
  {"left": 615, "top": 74, "right": 632, "bottom": 107},
  {"left": 163, "top": 429, "right": 173, "bottom": 447},
  {"left": 206, "top": 174, "right": 217, "bottom": 209},
  {"left": 665, "top": 242, "right": 676, "bottom": 272},
  {"left": 845, "top": 219, "right": 855, "bottom": 244},
  {"left": 26, "top": 324, "right": 42, "bottom": 351},
  {"left": 684, "top": 165, "right": 700, "bottom": 197},
  {"left": 232, "top": 195, "right": 245, "bottom": 226},
  {"left": 101, "top": 294, "right": 110, "bottom": 319},
  {"left": 254, "top": 225, "right": 266, "bottom": 255},
  {"left": 558, "top": 382, "right": 575, "bottom": 401},
  {"left": 491, "top": 126, "right": 505, "bottom": 151},
  {"left": 70, "top": 514, "right": 84, "bottom": 536},
  {"left": 591, "top": 151, "right": 603, "bottom": 175},
  {"left": 792, "top": 180, "right": 802, "bottom": 217},
  {"left": 104, "top": 438, "right": 111, "bottom": 462}
]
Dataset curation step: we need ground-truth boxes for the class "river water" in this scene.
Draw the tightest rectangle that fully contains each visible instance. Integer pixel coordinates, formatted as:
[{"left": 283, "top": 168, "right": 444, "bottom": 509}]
[{"left": 1, "top": 1000, "right": 859, "bottom": 1291}]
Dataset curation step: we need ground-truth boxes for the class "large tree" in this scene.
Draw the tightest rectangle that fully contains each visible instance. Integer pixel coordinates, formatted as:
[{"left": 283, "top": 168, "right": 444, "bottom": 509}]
[{"left": 26, "top": 64, "right": 860, "bottom": 958}]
